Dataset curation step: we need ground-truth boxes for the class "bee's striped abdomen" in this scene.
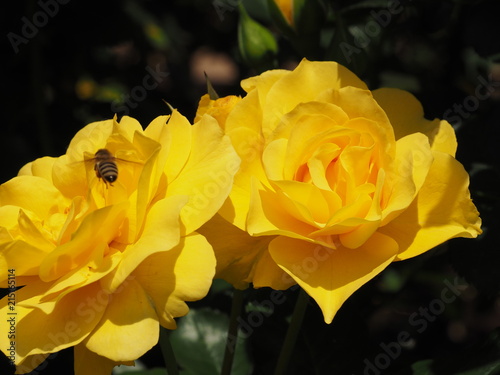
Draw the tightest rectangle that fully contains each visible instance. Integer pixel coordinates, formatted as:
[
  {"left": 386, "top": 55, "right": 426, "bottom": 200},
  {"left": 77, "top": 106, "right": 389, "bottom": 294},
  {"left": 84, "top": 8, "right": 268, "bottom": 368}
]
[
  {"left": 93, "top": 149, "right": 118, "bottom": 187},
  {"left": 96, "top": 161, "right": 118, "bottom": 184}
]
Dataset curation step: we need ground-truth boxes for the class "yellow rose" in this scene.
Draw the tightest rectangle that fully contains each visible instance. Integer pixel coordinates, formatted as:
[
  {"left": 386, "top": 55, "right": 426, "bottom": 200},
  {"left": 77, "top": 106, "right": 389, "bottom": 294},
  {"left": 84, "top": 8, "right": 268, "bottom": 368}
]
[
  {"left": 0, "top": 111, "right": 240, "bottom": 374},
  {"left": 194, "top": 94, "right": 241, "bottom": 130},
  {"left": 198, "top": 59, "right": 481, "bottom": 323}
]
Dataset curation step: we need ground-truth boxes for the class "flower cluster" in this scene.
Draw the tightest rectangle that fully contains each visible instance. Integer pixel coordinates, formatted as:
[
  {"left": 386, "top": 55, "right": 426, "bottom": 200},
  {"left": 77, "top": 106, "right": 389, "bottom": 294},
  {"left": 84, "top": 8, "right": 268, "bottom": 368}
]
[
  {"left": 197, "top": 59, "right": 482, "bottom": 323},
  {"left": 0, "top": 112, "right": 239, "bottom": 374},
  {"left": 1, "top": 59, "right": 481, "bottom": 374}
]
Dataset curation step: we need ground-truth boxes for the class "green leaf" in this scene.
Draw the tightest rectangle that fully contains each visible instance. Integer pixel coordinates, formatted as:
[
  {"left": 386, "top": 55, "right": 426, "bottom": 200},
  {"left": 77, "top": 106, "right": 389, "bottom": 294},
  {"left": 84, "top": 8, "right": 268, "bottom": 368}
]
[
  {"left": 410, "top": 359, "right": 434, "bottom": 374},
  {"left": 170, "top": 308, "right": 252, "bottom": 375},
  {"left": 210, "top": 279, "right": 233, "bottom": 295},
  {"left": 238, "top": 3, "right": 278, "bottom": 72},
  {"left": 204, "top": 72, "right": 220, "bottom": 100}
]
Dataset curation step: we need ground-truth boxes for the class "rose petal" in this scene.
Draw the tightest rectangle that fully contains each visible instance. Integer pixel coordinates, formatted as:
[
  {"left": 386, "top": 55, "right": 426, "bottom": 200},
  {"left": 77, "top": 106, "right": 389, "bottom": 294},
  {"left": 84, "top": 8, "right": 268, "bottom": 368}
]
[
  {"left": 380, "top": 151, "right": 482, "bottom": 260},
  {"left": 114, "top": 116, "right": 144, "bottom": 141},
  {"left": 241, "top": 69, "right": 289, "bottom": 100},
  {"left": 271, "top": 180, "right": 331, "bottom": 225},
  {"left": 132, "top": 232, "right": 216, "bottom": 329},
  {"left": 66, "top": 119, "right": 114, "bottom": 160},
  {"left": 198, "top": 213, "right": 288, "bottom": 289},
  {"left": 84, "top": 278, "right": 158, "bottom": 361},
  {"left": 52, "top": 154, "right": 89, "bottom": 199},
  {"left": 382, "top": 132, "right": 434, "bottom": 224},
  {"left": 373, "top": 88, "right": 458, "bottom": 156},
  {"left": 262, "top": 138, "right": 288, "bottom": 181},
  {"left": 221, "top": 89, "right": 269, "bottom": 229},
  {"left": 269, "top": 233, "right": 398, "bottom": 323},
  {"left": 74, "top": 344, "right": 133, "bottom": 375},
  {"left": 261, "top": 60, "right": 367, "bottom": 134},
  {"left": 15, "top": 354, "right": 50, "bottom": 374},
  {"left": 17, "top": 209, "right": 55, "bottom": 252},
  {"left": 39, "top": 202, "right": 129, "bottom": 282},
  {"left": 268, "top": 102, "right": 351, "bottom": 181},
  {"left": 0, "top": 282, "right": 106, "bottom": 362},
  {"left": 0, "top": 205, "right": 22, "bottom": 229},
  {"left": 167, "top": 115, "right": 241, "bottom": 234},
  {"left": 18, "top": 156, "right": 56, "bottom": 182},
  {"left": 247, "top": 178, "right": 317, "bottom": 239},
  {"left": 194, "top": 94, "right": 242, "bottom": 128},
  {"left": 144, "top": 112, "right": 191, "bottom": 185},
  {"left": 0, "top": 176, "right": 67, "bottom": 219},
  {"left": 373, "top": 88, "right": 431, "bottom": 139},
  {"left": 307, "top": 143, "right": 342, "bottom": 190},
  {"left": 102, "top": 195, "right": 187, "bottom": 292},
  {"left": 0, "top": 240, "right": 49, "bottom": 280},
  {"left": 26, "top": 251, "right": 123, "bottom": 314},
  {"left": 316, "top": 87, "right": 395, "bottom": 153},
  {"left": 429, "top": 120, "right": 458, "bottom": 157},
  {"left": 252, "top": 247, "right": 295, "bottom": 289}
]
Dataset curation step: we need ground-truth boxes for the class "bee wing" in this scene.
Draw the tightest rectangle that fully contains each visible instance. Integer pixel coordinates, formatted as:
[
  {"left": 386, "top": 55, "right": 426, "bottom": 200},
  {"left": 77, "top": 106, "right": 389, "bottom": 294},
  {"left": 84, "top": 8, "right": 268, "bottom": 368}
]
[
  {"left": 68, "top": 158, "right": 96, "bottom": 169},
  {"left": 113, "top": 157, "right": 143, "bottom": 166},
  {"left": 67, "top": 158, "right": 96, "bottom": 167},
  {"left": 67, "top": 157, "right": 141, "bottom": 169}
]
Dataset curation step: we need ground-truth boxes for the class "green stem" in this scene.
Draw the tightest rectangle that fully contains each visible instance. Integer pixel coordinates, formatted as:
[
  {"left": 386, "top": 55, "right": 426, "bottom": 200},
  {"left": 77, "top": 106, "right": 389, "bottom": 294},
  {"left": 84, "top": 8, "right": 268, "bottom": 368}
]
[
  {"left": 273, "top": 288, "right": 309, "bottom": 375},
  {"left": 221, "top": 288, "right": 245, "bottom": 375},
  {"left": 159, "top": 326, "right": 180, "bottom": 375}
]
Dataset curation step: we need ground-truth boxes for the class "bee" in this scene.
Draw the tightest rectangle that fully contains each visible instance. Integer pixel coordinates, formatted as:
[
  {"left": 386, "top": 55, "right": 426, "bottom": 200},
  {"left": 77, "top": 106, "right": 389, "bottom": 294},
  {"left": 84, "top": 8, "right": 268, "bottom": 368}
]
[
  {"left": 79, "top": 148, "right": 142, "bottom": 188},
  {"left": 92, "top": 148, "right": 119, "bottom": 187}
]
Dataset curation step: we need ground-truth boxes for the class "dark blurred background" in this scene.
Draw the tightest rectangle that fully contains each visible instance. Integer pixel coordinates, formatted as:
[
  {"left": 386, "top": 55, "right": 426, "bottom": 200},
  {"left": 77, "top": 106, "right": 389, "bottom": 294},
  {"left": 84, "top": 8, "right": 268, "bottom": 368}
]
[
  {"left": 1, "top": 0, "right": 250, "bottom": 182},
  {"left": 1, "top": 0, "right": 500, "bottom": 374}
]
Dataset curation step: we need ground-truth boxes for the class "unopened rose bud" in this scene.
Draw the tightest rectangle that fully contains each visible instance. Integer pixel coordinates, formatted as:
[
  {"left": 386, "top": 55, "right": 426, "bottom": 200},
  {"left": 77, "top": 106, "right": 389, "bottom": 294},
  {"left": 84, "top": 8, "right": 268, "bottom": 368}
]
[
  {"left": 267, "top": 0, "right": 325, "bottom": 58},
  {"left": 268, "top": 0, "right": 324, "bottom": 36}
]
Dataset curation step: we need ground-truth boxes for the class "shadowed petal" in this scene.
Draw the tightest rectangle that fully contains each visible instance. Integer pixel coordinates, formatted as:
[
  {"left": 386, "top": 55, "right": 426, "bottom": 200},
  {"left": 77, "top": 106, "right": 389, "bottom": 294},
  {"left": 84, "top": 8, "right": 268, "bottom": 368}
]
[
  {"left": 269, "top": 233, "right": 398, "bottom": 323},
  {"left": 84, "top": 278, "right": 158, "bottom": 362},
  {"left": 380, "top": 151, "right": 481, "bottom": 260}
]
